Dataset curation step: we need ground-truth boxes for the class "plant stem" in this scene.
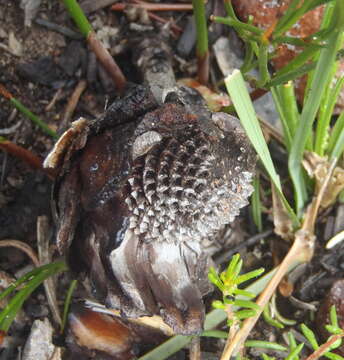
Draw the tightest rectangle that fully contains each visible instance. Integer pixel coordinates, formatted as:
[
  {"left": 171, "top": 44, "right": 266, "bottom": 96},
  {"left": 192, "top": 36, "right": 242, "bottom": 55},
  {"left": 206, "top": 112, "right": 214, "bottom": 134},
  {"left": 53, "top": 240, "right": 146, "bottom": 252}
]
[
  {"left": 11, "top": 98, "right": 58, "bottom": 139},
  {"left": 62, "top": 0, "right": 92, "bottom": 37},
  {"left": 0, "top": 84, "right": 57, "bottom": 138},
  {"left": 212, "top": 16, "right": 263, "bottom": 36},
  {"left": 192, "top": 0, "right": 209, "bottom": 84},
  {"left": 62, "top": 0, "right": 126, "bottom": 92},
  {"left": 0, "top": 138, "right": 56, "bottom": 179},
  {"left": 251, "top": 175, "right": 263, "bottom": 232},
  {"left": 257, "top": 43, "right": 270, "bottom": 87},
  {"left": 305, "top": 333, "right": 344, "bottom": 360},
  {"left": 61, "top": 279, "right": 78, "bottom": 333}
]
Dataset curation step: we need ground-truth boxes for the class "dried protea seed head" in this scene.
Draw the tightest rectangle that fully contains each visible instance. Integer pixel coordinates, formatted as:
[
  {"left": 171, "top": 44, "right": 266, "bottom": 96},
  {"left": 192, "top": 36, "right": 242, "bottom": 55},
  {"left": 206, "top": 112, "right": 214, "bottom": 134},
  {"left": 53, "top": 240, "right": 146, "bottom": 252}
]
[
  {"left": 108, "top": 102, "right": 256, "bottom": 334},
  {"left": 47, "top": 84, "right": 256, "bottom": 335},
  {"left": 122, "top": 104, "right": 255, "bottom": 245}
]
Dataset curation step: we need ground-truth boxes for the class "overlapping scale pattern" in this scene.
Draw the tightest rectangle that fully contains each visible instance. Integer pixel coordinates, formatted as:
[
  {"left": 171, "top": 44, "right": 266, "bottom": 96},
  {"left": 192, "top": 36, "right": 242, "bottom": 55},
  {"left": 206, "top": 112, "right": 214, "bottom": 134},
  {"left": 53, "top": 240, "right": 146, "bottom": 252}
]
[{"left": 124, "top": 122, "right": 254, "bottom": 246}]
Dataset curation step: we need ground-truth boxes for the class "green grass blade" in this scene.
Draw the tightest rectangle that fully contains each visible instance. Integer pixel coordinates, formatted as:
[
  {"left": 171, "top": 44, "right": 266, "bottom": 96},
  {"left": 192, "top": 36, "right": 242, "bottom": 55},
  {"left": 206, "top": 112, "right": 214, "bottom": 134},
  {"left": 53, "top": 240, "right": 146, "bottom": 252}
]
[
  {"left": 251, "top": 175, "right": 263, "bottom": 231},
  {"left": 330, "top": 129, "right": 344, "bottom": 160},
  {"left": 192, "top": 0, "right": 208, "bottom": 58},
  {"left": 10, "top": 98, "right": 57, "bottom": 139},
  {"left": 303, "top": 1, "right": 336, "bottom": 106},
  {"left": 278, "top": 82, "right": 299, "bottom": 139},
  {"left": 328, "top": 112, "right": 344, "bottom": 159},
  {"left": 61, "top": 279, "right": 78, "bottom": 333},
  {"left": 233, "top": 288, "right": 256, "bottom": 299},
  {"left": 271, "top": 86, "right": 293, "bottom": 150},
  {"left": 315, "top": 75, "right": 344, "bottom": 156},
  {"left": 273, "top": 0, "right": 301, "bottom": 31},
  {"left": 274, "top": 0, "right": 332, "bottom": 37},
  {"left": 288, "top": 1, "right": 344, "bottom": 215},
  {"left": 268, "top": 62, "right": 316, "bottom": 88},
  {"left": 325, "top": 325, "right": 343, "bottom": 334},
  {"left": 272, "top": 36, "right": 323, "bottom": 48},
  {"left": 234, "top": 309, "right": 257, "bottom": 319},
  {"left": 0, "top": 263, "right": 63, "bottom": 301},
  {"left": 0, "top": 261, "right": 67, "bottom": 332},
  {"left": 62, "top": 0, "right": 92, "bottom": 37},
  {"left": 225, "top": 69, "right": 299, "bottom": 226}
]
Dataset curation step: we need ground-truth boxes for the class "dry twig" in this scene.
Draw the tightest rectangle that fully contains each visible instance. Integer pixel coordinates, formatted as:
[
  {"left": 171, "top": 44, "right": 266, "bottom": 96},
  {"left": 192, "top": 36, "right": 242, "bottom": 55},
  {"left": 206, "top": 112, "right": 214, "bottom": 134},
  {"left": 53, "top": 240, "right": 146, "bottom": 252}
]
[
  {"left": 305, "top": 333, "right": 344, "bottom": 360},
  {"left": 87, "top": 32, "right": 126, "bottom": 92},
  {"left": 61, "top": 79, "right": 87, "bottom": 129},
  {"left": 0, "top": 140, "right": 56, "bottom": 179},
  {"left": 0, "top": 240, "right": 39, "bottom": 267}
]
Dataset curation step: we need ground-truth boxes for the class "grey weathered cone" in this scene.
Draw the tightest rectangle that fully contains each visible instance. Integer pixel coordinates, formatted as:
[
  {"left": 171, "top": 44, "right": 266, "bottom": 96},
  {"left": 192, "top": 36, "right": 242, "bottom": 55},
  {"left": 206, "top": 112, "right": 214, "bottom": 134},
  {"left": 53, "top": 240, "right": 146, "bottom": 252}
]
[{"left": 44, "top": 35, "right": 257, "bottom": 335}]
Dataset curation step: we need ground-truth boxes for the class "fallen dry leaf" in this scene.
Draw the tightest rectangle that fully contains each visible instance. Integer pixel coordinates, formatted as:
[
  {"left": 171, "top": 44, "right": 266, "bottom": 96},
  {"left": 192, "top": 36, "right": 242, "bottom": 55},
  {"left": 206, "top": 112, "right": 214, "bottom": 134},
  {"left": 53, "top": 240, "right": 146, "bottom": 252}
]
[{"left": 178, "top": 78, "right": 230, "bottom": 111}]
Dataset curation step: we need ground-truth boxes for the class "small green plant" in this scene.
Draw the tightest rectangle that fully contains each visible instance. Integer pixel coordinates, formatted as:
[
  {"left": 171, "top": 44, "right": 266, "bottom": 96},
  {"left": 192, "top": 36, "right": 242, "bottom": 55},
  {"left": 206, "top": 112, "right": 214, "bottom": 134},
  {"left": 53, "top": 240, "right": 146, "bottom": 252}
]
[
  {"left": 0, "top": 84, "right": 57, "bottom": 139},
  {"left": 208, "top": 254, "right": 264, "bottom": 327},
  {"left": 0, "top": 261, "right": 67, "bottom": 334},
  {"left": 217, "top": 305, "right": 344, "bottom": 360}
]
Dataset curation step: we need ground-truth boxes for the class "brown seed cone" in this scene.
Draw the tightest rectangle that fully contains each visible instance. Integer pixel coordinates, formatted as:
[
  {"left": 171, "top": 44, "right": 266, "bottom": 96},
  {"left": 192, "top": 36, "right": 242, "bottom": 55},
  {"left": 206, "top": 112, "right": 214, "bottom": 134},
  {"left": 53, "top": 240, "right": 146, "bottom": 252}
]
[{"left": 45, "top": 84, "right": 256, "bottom": 335}]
